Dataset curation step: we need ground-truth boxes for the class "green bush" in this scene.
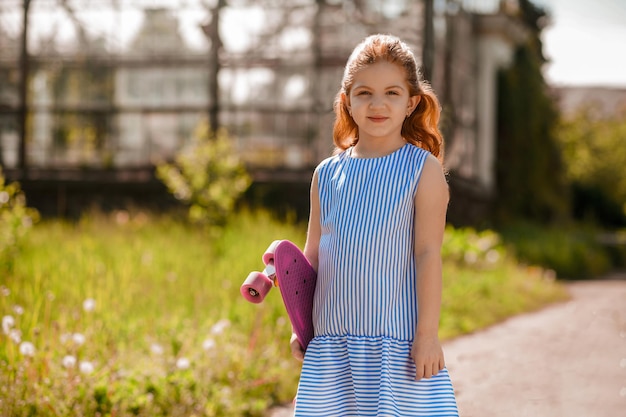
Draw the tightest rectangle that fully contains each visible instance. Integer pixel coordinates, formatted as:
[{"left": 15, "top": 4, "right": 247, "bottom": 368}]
[
  {"left": 499, "top": 222, "right": 613, "bottom": 280},
  {"left": 156, "top": 121, "right": 251, "bottom": 228},
  {"left": 557, "top": 107, "right": 626, "bottom": 227},
  {"left": 0, "top": 167, "right": 39, "bottom": 272}
]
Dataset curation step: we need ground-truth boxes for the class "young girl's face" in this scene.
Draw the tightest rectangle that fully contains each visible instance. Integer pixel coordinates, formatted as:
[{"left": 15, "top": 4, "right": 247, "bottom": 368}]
[{"left": 345, "top": 60, "right": 419, "bottom": 143}]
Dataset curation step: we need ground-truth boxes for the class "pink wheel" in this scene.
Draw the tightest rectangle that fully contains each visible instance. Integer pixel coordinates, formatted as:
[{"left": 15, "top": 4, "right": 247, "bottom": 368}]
[
  {"left": 240, "top": 271, "right": 273, "bottom": 303},
  {"left": 262, "top": 240, "right": 282, "bottom": 265}
]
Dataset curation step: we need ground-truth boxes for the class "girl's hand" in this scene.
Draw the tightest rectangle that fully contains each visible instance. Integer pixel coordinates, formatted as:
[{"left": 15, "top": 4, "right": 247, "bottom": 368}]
[
  {"left": 411, "top": 334, "right": 445, "bottom": 380},
  {"left": 290, "top": 333, "right": 305, "bottom": 362}
]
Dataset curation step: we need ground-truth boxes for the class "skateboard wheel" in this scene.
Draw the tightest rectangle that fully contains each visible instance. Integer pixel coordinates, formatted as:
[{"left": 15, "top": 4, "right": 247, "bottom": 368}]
[
  {"left": 240, "top": 271, "right": 273, "bottom": 303},
  {"left": 262, "top": 240, "right": 282, "bottom": 265}
]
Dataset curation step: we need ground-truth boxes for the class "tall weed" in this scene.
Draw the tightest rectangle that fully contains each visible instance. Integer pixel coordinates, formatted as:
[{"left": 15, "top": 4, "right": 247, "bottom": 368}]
[{"left": 0, "top": 211, "right": 566, "bottom": 416}]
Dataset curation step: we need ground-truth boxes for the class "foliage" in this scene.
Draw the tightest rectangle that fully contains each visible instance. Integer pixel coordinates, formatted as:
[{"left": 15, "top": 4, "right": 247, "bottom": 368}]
[
  {"left": 494, "top": 4, "right": 569, "bottom": 225},
  {"left": 495, "top": 45, "right": 568, "bottom": 224},
  {"left": 499, "top": 222, "right": 614, "bottom": 280},
  {"left": 0, "top": 167, "right": 39, "bottom": 273},
  {"left": 0, "top": 210, "right": 567, "bottom": 416},
  {"left": 156, "top": 121, "right": 251, "bottom": 227},
  {"left": 556, "top": 107, "right": 626, "bottom": 227}
]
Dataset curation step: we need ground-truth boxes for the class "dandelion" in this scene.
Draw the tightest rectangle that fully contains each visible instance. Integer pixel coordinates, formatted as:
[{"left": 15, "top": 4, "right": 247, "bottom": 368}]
[
  {"left": 62, "top": 355, "right": 77, "bottom": 368},
  {"left": 72, "top": 333, "right": 86, "bottom": 346},
  {"left": 2, "top": 315, "right": 14, "bottom": 334},
  {"left": 464, "top": 251, "right": 478, "bottom": 265},
  {"left": 202, "top": 338, "right": 216, "bottom": 351},
  {"left": 0, "top": 191, "right": 9, "bottom": 204},
  {"left": 9, "top": 329, "right": 21, "bottom": 344},
  {"left": 485, "top": 249, "right": 500, "bottom": 264},
  {"left": 60, "top": 333, "right": 71, "bottom": 344},
  {"left": 150, "top": 343, "right": 164, "bottom": 355},
  {"left": 176, "top": 357, "right": 190, "bottom": 370},
  {"left": 79, "top": 361, "right": 94, "bottom": 375},
  {"left": 211, "top": 319, "right": 230, "bottom": 335},
  {"left": 13, "top": 305, "right": 24, "bottom": 315},
  {"left": 19, "top": 341, "right": 35, "bottom": 357},
  {"left": 0, "top": 286, "right": 9, "bottom": 296},
  {"left": 83, "top": 298, "right": 96, "bottom": 313}
]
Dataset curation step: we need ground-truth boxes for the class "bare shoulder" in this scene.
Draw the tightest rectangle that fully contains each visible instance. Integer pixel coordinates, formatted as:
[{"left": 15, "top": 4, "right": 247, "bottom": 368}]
[{"left": 418, "top": 154, "right": 449, "bottom": 198}]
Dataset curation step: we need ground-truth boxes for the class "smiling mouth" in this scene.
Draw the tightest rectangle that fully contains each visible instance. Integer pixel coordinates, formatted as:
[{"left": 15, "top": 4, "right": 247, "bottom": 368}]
[{"left": 368, "top": 116, "right": 388, "bottom": 122}]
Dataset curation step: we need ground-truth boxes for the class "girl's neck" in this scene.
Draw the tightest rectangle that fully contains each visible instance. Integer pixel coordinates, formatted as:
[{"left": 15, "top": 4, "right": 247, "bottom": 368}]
[{"left": 350, "top": 137, "right": 407, "bottom": 159}]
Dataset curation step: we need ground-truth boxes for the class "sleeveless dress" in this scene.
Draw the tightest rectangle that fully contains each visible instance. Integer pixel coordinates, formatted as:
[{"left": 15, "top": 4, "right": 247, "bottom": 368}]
[{"left": 294, "top": 144, "right": 459, "bottom": 416}]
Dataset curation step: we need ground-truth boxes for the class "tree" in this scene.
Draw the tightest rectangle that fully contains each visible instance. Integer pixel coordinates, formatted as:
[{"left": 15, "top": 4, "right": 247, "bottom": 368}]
[
  {"left": 557, "top": 107, "right": 626, "bottom": 227},
  {"left": 494, "top": 0, "right": 569, "bottom": 225}
]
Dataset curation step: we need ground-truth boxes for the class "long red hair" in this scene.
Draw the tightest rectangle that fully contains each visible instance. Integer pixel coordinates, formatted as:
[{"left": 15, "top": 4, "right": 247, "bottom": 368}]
[{"left": 332, "top": 34, "right": 444, "bottom": 161}]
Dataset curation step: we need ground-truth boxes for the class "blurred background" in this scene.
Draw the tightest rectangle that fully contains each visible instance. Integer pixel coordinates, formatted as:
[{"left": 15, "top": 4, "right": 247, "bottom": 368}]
[
  {"left": 0, "top": 0, "right": 624, "bottom": 227},
  {"left": 1, "top": 2, "right": 625, "bottom": 416}
]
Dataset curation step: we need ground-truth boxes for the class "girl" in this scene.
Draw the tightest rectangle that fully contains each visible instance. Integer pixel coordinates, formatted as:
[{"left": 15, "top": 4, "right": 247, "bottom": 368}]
[{"left": 290, "top": 34, "right": 459, "bottom": 416}]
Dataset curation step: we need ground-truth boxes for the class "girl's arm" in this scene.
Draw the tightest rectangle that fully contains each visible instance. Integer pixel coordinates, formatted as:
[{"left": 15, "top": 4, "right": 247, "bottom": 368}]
[
  {"left": 291, "top": 169, "right": 321, "bottom": 361},
  {"left": 411, "top": 154, "right": 449, "bottom": 379},
  {"left": 303, "top": 169, "right": 321, "bottom": 272}
]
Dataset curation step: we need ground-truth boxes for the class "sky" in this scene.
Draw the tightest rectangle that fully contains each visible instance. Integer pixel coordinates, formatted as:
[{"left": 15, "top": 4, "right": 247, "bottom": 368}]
[{"left": 536, "top": 0, "right": 626, "bottom": 87}]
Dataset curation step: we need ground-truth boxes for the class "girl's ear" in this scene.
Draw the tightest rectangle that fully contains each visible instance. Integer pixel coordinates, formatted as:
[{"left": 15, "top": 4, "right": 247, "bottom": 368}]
[{"left": 408, "top": 94, "right": 421, "bottom": 116}]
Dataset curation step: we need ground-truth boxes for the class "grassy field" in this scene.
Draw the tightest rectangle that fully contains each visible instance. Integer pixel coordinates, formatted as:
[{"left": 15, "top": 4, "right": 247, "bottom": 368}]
[{"left": 0, "top": 209, "right": 568, "bottom": 416}]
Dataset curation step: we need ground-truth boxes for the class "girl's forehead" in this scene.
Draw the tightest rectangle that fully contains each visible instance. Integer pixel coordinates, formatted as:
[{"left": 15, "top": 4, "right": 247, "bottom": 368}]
[{"left": 351, "top": 61, "right": 408, "bottom": 88}]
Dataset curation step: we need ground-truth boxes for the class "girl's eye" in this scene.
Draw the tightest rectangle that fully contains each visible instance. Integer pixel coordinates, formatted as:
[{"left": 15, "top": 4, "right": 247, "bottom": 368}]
[
  {"left": 356, "top": 91, "right": 371, "bottom": 96},
  {"left": 387, "top": 90, "right": 400, "bottom": 96}
]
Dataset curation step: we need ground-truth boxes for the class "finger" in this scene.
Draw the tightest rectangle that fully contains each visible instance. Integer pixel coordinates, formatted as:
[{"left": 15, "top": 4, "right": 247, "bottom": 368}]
[
  {"left": 414, "top": 360, "right": 425, "bottom": 380},
  {"left": 431, "top": 362, "right": 440, "bottom": 377},
  {"left": 292, "top": 349, "right": 304, "bottom": 362},
  {"left": 290, "top": 340, "right": 305, "bottom": 362},
  {"left": 423, "top": 365, "right": 433, "bottom": 379}
]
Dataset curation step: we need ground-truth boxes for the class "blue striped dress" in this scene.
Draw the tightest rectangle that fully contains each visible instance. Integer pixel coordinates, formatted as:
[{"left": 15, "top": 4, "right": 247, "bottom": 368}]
[{"left": 294, "top": 143, "right": 459, "bottom": 416}]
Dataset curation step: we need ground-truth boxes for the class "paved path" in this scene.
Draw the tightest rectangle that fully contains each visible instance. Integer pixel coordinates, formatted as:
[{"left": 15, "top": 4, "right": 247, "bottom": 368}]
[{"left": 269, "top": 275, "right": 626, "bottom": 416}]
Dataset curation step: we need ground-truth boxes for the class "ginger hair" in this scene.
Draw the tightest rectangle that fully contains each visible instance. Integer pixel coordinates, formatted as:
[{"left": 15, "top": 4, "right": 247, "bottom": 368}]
[{"left": 332, "top": 34, "right": 444, "bottom": 161}]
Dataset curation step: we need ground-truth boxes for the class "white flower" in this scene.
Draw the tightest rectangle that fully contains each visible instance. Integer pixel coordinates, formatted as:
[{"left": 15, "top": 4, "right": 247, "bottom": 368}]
[
  {"left": 9, "top": 329, "right": 21, "bottom": 344},
  {"left": 72, "top": 333, "right": 86, "bottom": 346},
  {"left": 150, "top": 343, "right": 164, "bottom": 355},
  {"left": 13, "top": 305, "right": 24, "bottom": 315},
  {"left": 79, "top": 361, "right": 94, "bottom": 375},
  {"left": 2, "top": 315, "right": 14, "bottom": 334},
  {"left": 62, "top": 355, "right": 77, "bottom": 368},
  {"left": 202, "top": 338, "right": 216, "bottom": 351},
  {"left": 485, "top": 249, "right": 500, "bottom": 264},
  {"left": 83, "top": 298, "right": 96, "bottom": 313},
  {"left": 176, "top": 357, "right": 190, "bottom": 370},
  {"left": 464, "top": 251, "right": 478, "bottom": 265},
  {"left": 0, "top": 286, "right": 9, "bottom": 296},
  {"left": 211, "top": 319, "right": 230, "bottom": 335},
  {"left": 19, "top": 341, "right": 35, "bottom": 357},
  {"left": 0, "top": 191, "right": 9, "bottom": 204}
]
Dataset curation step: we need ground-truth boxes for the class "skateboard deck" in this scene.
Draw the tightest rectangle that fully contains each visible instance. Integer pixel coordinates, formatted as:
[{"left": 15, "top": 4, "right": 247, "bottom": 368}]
[{"left": 240, "top": 240, "right": 317, "bottom": 350}]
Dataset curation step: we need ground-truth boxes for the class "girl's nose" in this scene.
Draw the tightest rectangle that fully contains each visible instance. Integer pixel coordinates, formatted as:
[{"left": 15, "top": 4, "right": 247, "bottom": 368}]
[{"left": 369, "top": 94, "right": 385, "bottom": 108}]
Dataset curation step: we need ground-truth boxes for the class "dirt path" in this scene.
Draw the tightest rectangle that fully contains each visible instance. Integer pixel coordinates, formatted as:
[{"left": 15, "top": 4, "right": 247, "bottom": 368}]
[{"left": 268, "top": 275, "right": 626, "bottom": 416}]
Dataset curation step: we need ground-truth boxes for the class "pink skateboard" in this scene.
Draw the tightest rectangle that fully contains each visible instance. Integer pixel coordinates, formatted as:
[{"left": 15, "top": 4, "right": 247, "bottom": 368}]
[{"left": 240, "top": 240, "right": 316, "bottom": 350}]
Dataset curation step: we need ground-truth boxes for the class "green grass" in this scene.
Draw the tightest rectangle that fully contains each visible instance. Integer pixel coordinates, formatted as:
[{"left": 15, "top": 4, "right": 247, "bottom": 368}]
[{"left": 0, "top": 210, "right": 567, "bottom": 416}]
